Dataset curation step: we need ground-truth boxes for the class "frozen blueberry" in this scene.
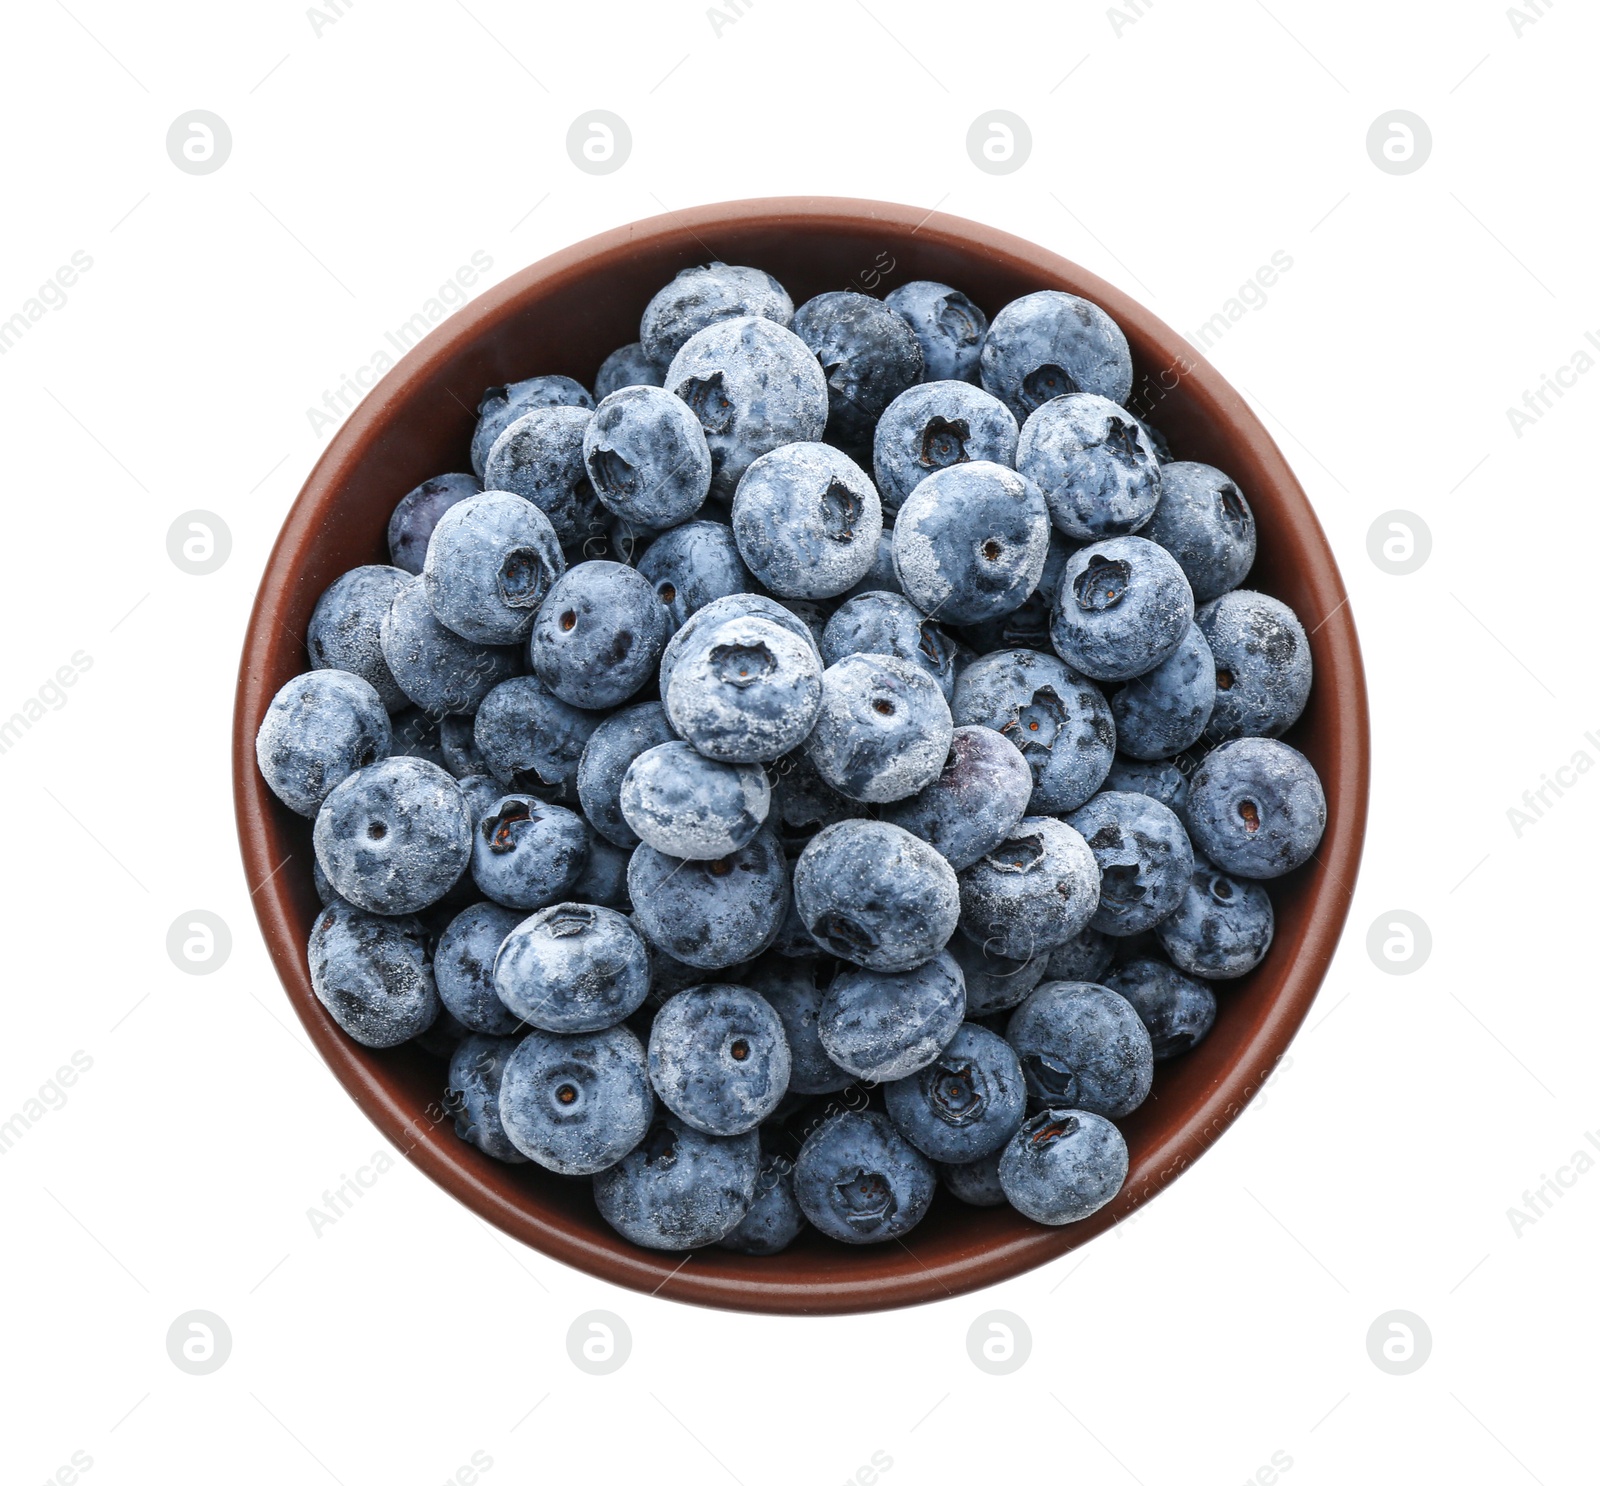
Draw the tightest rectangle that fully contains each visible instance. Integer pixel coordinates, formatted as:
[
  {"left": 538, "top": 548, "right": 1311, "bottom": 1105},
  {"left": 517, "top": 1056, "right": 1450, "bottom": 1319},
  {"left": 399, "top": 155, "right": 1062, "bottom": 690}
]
[
  {"left": 1066, "top": 791, "right": 1193, "bottom": 936},
  {"left": 469, "top": 793, "right": 588, "bottom": 911},
  {"left": 883, "top": 1022, "right": 1026, "bottom": 1163},
  {"left": 422, "top": 490, "right": 565, "bottom": 645},
  {"left": 482, "top": 404, "right": 604, "bottom": 548},
  {"left": 473, "top": 674, "right": 601, "bottom": 800},
  {"left": 998, "top": 1107, "right": 1128, "bottom": 1225},
  {"left": 1051, "top": 535, "right": 1194, "bottom": 683},
  {"left": 717, "top": 1152, "right": 807, "bottom": 1255},
  {"left": 499, "top": 1023, "right": 654, "bottom": 1175},
  {"left": 885, "top": 280, "right": 989, "bottom": 384},
  {"left": 1155, "top": 856, "right": 1274, "bottom": 979},
  {"left": 493, "top": 902, "right": 649, "bottom": 1032},
  {"left": 822, "top": 591, "right": 956, "bottom": 699},
  {"left": 1141, "top": 462, "right": 1256, "bottom": 603},
  {"left": 572, "top": 831, "right": 632, "bottom": 910},
  {"left": 746, "top": 954, "right": 853, "bottom": 1094},
  {"left": 306, "top": 565, "right": 411, "bottom": 710},
  {"left": 791, "top": 291, "right": 924, "bottom": 457},
  {"left": 434, "top": 901, "right": 524, "bottom": 1035},
  {"left": 946, "top": 929, "right": 1049, "bottom": 1016},
  {"left": 648, "top": 984, "right": 791, "bottom": 1136},
  {"left": 1006, "top": 981, "right": 1154, "bottom": 1118},
  {"left": 620, "top": 741, "right": 770, "bottom": 860},
  {"left": 1135, "top": 416, "right": 1174, "bottom": 463},
  {"left": 314, "top": 756, "right": 471, "bottom": 914},
  {"left": 730, "top": 442, "right": 882, "bottom": 599},
  {"left": 470, "top": 375, "right": 594, "bottom": 480},
  {"left": 446, "top": 1035, "right": 529, "bottom": 1162},
  {"left": 256, "top": 669, "right": 391, "bottom": 818},
  {"left": 1111, "top": 622, "right": 1216, "bottom": 760},
  {"left": 381, "top": 578, "right": 521, "bottom": 717},
  {"left": 892, "top": 461, "right": 1051, "bottom": 625},
  {"left": 641, "top": 262, "right": 794, "bottom": 366},
  {"left": 575, "top": 702, "right": 677, "bottom": 847},
  {"left": 1043, "top": 925, "right": 1115, "bottom": 984},
  {"left": 1104, "top": 755, "right": 1189, "bottom": 817},
  {"left": 951, "top": 648, "right": 1115, "bottom": 814},
  {"left": 1195, "top": 590, "right": 1312, "bottom": 740},
  {"left": 666, "top": 317, "right": 829, "bottom": 498},
  {"left": 980, "top": 290, "right": 1134, "bottom": 417},
  {"left": 939, "top": 1148, "right": 1007, "bottom": 1207},
  {"left": 389, "top": 706, "right": 449, "bottom": 769},
  {"left": 388, "top": 473, "right": 482, "bottom": 575},
  {"left": 1016, "top": 393, "right": 1162, "bottom": 540},
  {"left": 593, "top": 1113, "right": 761, "bottom": 1250},
  {"left": 957, "top": 816, "right": 1101, "bottom": 961},
  {"left": 665, "top": 612, "right": 823, "bottom": 763},
  {"left": 792, "top": 1109, "right": 935, "bottom": 1244},
  {"left": 656, "top": 591, "right": 820, "bottom": 701},
  {"left": 871, "top": 380, "right": 1018, "bottom": 515},
  {"left": 818, "top": 951, "right": 966, "bottom": 1081},
  {"left": 1104, "top": 959, "right": 1216, "bottom": 1059},
  {"left": 636, "top": 520, "right": 750, "bottom": 635},
  {"left": 307, "top": 901, "right": 439, "bottom": 1048},
  {"left": 583, "top": 385, "right": 712, "bottom": 528},
  {"left": 529, "top": 560, "right": 666, "bottom": 709},
  {"left": 1185, "top": 737, "right": 1325, "bottom": 879},
  {"left": 805, "top": 654, "right": 952, "bottom": 805},
  {"left": 881, "top": 724, "right": 1033, "bottom": 872},
  {"left": 627, "top": 825, "right": 789, "bottom": 969},
  {"left": 594, "top": 341, "right": 666, "bottom": 398}
]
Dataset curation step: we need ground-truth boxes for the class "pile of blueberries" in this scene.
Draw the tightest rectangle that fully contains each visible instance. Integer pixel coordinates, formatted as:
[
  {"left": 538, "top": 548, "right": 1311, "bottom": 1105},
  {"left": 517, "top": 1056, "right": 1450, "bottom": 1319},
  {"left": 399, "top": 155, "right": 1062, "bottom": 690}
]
[{"left": 256, "top": 259, "right": 1326, "bottom": 1255}]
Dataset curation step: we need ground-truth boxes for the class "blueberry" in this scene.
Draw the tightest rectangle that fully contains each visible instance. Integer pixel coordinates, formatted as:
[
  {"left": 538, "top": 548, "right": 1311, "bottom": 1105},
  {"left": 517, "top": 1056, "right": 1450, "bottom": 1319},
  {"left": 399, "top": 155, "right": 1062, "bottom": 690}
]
[
  {"left": 842, "top": 533, "right": 903, "bottom": 599},
  {"left": 1005, "top": 981, "right": 1153, "bottom": 1117},
  {"left": 640, "top": 262, "right": 795, "bottom": 365},
  {"left": 498, "top": 1023, "right": 655, "bottom": 1175},
  {"left": 473, "top": 674, "right": 602, "bottom": 800},
  {"left": 314, "top": 756, "right": 471, "bottom": 914},
  {"left": 1016, "top": 393, "right": 1162, "bottom": 540},
  {"left": 482, "top": 405, "right": 604, "bottom": 547},
  {"left": 470, "top": 375, "right": 594, "bottom": 480},
  {"left": 790, "top": 291, "right": 924, "bottom": 457},
  {"left": 881, "top": 724, "right": 1033, "bottom": 871},
  {"left": 1136, "top": 416, "right": 1174, "bottom": 463},
  {"left": 665, "top": 612, "right": 823, "bottom": 763},
  {"left": 434, "top": 901, "right": 525, "bottom": 1034},
  {"left": 871, "top": 380, "right": 1019, "bottom": 514},
  {"left": 1155, "top": 855, "right": 1274, "bottom": 979},
  {"left": 805, "top": 654, "right": 952, "bottom": 805},
  {"left": 746, "top": 954, "right": 853, "bottom": 1094},
  {"left": 939, "top": 1148, "right": 1007, "bottom": 1207},
  {"left": 1104, "top": 958, "right": 1216, "bottom": 1059},
  {"left": 717, "top": 1152, "right": 807, "bottom": 1255},
  {"left": 1042, "top": 925, "right": 1115, "bottom": 984},
  {"left": 594, "top": 341, "right": 666, "bottom": 398},
  {"left": 656, "top": 591, "right": 820, "bottom": 701},
  {"left": 883, "top": 1022, "right": 1026, "bottom": 1162},
  {"left": 388, "top": 473, "right": 482, "bottom": 575},
  {"left": 593, "top": 1114, "right": 761, "bottom": 1250},
  {"left": 950, "top": 648, "right": 1115, "bottom": 814},
  {"left": 1051, "top": 535, "right": 1195, "bottom": 682},
  {"left": 793, "top": 821, "right": 959, "bottom": 971},
  {"left": 620, "top": 741, "right": 770, "bottom": 859},
  {"left": 422, "top": 490, "right": 566, "bottom": 645},
  {"left": 446, "top": 1034, "right": 529, "bottom": 1162},
  {"left": 572, "top": 830, "right": 633, "bottom": 910},
  {"left": 1185, "top": 737, "right": 1325, "bottom": 879},
  {"left": 380, "top": 577, "right": 522, "bottom": 717},
  {"left": 767, "top": 750, "right": 864, "bottom": 855},
  {"left": 980, "top": 290, "right": 1134, "bottom": 417},
  {"left": 730, "top": 442, "right": 883, "bottom": 599},
  {"left": 1110, "top": 621, "right": 1216, "bottom": 759},
  {"left": 389, "top": 706, "right": 449, "bottom": 768},
  {"left": 627, "top": 825, "right": 789, "bottom": 969},
  {"left": 306, "top": 565, "right": 411, "bottom": 710},
  {"left": 892, "top": 461, "right": 1051, "bottom": 625},
  {"left": 583, "top": 385, "right": 713, "bottom": 528},
  {"left": 438, "top": 715, "right": 491, "bottom": 780},
  {"left": 256, "top": 669, "right": 391, "bottom": 818},
  {"left": 529, "top": 560, "right": 666, "bottom": 709},
  {"left": 493, "top": 901, "right": 649, "bottom": 1032},
  {"left": 636, "top": 520, "right": 750, "bottom": 635},
  {"left": 648, "top": 984, "right": 792, "bottom": 1135},
  {"left": 575, "top": 702, "right": 676, "bottom": 847},
  {"left": 885, "top": 280, "right": 989, "bottom": 383},
  {"left": 1141, "top": 462, "right": 1255, "bottom": 603},
  {"left": 307, "top": 901, "right": 439, "bottom": 1048},
  {"left": 997, "top": 1107, "right": 1128, "bottom": 1224},
  {"left": 469, "top": 793, "right": 589, "bottom": 911},
  {"left": 818, "top": 951, "right": 966, "bottom": 1081},
  {"left": 946, "top": 929, "right": 1049, "bottom": 1016},
  {"left": 957, "top": 816, "right": 1101, "bottom": 961},
  {"left": 1194, "top": 589, "right": 1312, "bottom": 740},
  {"left": 666, "top": 317, "right": 829, "bottom": 498},
  {"left": 1065, "top": 790, "right": 1194, "bottom": 936},
  {"left": 822, "top": 590, "right": 956, "bottom": 699},
  {"left": 1103, "top": 755, "right": 1189, "bottom": 817},
  {"left": 792, "top": 1109, "right": 935, "bottom": 1244}
]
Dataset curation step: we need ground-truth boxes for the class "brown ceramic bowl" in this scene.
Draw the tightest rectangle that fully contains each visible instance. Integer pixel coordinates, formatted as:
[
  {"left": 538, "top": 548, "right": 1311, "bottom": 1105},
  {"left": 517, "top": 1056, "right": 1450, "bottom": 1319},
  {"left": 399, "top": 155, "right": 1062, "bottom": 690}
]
[{"left": 234, "top": 197, "right": 1368, "bottom": 1315}]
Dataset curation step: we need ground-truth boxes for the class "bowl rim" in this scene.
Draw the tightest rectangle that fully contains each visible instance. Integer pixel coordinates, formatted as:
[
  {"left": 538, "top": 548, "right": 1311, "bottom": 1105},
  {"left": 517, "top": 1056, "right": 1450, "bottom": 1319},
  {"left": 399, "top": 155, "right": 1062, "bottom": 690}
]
[{"left": 233, "top": 195, "right": 1370, "bottom": 1315}]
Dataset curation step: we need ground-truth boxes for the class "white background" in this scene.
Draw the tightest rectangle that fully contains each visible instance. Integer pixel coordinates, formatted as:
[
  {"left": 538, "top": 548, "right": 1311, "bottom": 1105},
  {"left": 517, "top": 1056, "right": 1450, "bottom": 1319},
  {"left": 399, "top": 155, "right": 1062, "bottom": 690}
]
[{"left": 2, "top": 1, "right": 1594, "bottom": 1482}]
